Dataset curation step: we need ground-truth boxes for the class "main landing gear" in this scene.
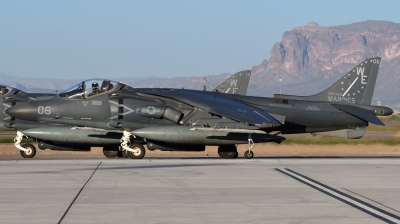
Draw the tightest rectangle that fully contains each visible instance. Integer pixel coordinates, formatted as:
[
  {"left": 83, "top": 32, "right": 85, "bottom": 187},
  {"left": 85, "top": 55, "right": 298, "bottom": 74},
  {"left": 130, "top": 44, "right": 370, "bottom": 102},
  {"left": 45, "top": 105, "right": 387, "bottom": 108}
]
[
  {"left": 14, "top": 131, "right": 37, "bottom": 158},
  {"left": 103, "top": 146, "right": 120, "bottom": 158},
  {"left": 103, "top": 131, "right": 145, "bottom": 159},
  {"left": 120, "top": 131, "right": 145, "bottom": 159},
  {"left": 218, "top": 145, "right": 238, "bottom": 159}
]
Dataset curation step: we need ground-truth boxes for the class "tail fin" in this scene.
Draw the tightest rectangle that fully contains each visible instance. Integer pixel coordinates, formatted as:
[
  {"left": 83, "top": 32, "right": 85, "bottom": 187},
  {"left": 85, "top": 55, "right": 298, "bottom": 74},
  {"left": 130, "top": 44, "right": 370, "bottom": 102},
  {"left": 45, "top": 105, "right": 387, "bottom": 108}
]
[
  {"left": 213, "top": 70, "right": 251, "bottom": 95},
  {"left": 274, "top": 57, "right": 381, "bottom": 105}
]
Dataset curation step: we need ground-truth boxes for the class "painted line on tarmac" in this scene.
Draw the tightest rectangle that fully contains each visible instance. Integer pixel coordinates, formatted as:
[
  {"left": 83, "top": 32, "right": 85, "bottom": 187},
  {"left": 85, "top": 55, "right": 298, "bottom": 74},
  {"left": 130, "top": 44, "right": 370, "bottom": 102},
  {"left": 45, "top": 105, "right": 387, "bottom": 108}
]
[
  {"left": 276, "top": 168, "right": 400, "bottom": 224},
  {"left": 58, "top": 161, "right": 102, "bottom": 224}
]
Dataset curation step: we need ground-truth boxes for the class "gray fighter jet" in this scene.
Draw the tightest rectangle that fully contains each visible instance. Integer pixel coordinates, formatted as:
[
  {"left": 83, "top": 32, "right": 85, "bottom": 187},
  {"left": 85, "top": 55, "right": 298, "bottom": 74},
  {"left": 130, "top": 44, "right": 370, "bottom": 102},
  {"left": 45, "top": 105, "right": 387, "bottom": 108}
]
[
  {"left": 6, "top": 57, "right": 394, "bottom": 159},
  {"left": 2, "top": 70, "right": 252, "bottom": 158}
]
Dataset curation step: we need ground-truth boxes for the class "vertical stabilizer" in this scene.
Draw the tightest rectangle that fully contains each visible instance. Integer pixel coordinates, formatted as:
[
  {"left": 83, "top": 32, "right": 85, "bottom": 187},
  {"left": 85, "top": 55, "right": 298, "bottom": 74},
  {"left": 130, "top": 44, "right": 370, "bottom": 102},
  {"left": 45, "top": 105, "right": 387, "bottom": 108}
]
[
  {"left": 213, "top": 70, "right": 251, "bottom": 95},
  {"left": 274, "top": 57, "right": 381, "bottom": 105}
]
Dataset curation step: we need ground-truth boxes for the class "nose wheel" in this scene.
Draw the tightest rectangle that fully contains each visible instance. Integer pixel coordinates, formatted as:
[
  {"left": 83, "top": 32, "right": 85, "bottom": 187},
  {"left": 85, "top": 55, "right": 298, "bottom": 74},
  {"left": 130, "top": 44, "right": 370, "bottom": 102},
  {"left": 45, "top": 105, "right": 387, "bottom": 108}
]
[{"left": 19, "top": 143, "right": 37, "bottom": 158}]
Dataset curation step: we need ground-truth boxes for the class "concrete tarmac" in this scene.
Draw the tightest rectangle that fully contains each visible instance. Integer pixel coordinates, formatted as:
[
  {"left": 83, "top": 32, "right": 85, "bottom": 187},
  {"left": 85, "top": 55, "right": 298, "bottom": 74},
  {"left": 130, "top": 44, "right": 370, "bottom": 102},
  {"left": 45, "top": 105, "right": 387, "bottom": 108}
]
[{"left": 1, "top": 158, "right": 400, "bottom": 223}]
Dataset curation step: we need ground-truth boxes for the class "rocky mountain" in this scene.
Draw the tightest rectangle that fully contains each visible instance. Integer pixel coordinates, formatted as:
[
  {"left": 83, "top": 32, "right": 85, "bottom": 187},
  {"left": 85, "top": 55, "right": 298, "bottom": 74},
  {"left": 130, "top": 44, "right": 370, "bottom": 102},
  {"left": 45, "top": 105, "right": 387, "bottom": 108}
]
[
  {"left": 1, "top": 20, "right": 399, "bottom": 110},
  {"left": 250, "top": 20, "right": 400, "bottom": 109}
]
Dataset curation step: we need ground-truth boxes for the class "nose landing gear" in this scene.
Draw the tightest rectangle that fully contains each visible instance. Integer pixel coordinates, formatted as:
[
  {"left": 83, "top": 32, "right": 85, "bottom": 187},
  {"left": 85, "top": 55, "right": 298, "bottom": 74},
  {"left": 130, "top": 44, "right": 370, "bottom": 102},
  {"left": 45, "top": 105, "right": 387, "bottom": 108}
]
[{"left": 14, "top": 131, "right": 37, "bottom": 158}]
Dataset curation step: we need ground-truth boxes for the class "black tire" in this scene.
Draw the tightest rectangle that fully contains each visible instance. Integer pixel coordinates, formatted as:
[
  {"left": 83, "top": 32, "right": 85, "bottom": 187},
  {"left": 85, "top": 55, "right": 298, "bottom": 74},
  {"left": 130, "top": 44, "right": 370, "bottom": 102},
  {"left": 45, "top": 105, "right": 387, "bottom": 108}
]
[
  {"left": 117, "top": 151, "right": 124, "bottom": 157},
  {"left": 127, "top": 143, "right": 146, "bottom": 159},
  {"left": 20, "top": 143, "right": 36, "bottom": 158},
  {"left": 244, "top": 150, "right": 254, "bottom": 159},
  {"left": 117, "top": 150, "right": 130, "bottom": 158},
  {"left": 218, "top": 151, "right": 238, "bottom": 159},
  {"left": 122, "top": 150, "right": 129, "bottom": 158},
  {"left": 103, "top": 146, "right": 119, "bottom": 158},
  {"left": 218, "top": 145, "right": 238, "bottom": 159}
]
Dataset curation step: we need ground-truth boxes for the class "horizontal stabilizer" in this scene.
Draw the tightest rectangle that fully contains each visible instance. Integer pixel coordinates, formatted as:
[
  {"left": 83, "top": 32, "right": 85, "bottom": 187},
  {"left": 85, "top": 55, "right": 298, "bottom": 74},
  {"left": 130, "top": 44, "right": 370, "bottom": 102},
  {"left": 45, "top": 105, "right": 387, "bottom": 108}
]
[{"left": 332, "top": 104, "right": 384, "bottom": 126}]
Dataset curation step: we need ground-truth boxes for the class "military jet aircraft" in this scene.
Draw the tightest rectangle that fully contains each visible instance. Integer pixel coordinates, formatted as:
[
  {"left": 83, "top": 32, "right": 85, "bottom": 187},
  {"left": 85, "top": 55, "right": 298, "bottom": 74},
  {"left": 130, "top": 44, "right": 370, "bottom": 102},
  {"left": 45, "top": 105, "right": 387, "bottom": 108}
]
[
  {"left": 2, "top": 71, "right": 252, "bottom": 158},
  {"left": 6, "top": 57, "right": 394, "bottom": 159}
]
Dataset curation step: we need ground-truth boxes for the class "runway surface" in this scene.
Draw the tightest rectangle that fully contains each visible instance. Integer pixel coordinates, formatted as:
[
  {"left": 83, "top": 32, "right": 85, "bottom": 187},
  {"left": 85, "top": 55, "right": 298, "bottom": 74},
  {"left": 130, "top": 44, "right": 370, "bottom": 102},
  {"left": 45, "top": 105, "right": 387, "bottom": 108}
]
[{"left": 1, "top": 158, "right": 400, "bottom": 223}]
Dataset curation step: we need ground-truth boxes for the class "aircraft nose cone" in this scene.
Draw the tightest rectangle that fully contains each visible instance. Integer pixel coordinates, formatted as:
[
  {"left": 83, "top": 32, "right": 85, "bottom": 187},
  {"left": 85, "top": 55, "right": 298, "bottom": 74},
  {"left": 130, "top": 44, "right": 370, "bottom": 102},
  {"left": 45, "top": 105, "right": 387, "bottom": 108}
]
[{"left": 5, "top": 101, "right": 38, "bottom": 121}]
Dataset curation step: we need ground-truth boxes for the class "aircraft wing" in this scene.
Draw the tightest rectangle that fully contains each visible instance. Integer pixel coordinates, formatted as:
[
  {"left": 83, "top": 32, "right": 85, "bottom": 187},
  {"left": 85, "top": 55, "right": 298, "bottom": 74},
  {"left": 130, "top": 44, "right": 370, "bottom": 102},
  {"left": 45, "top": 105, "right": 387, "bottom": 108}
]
[
  {"left": 331, "top": 104, "right": 385, "bottom": 126},
  {"left": 137, "top": 89, "right": 281, "bottom": 127}
]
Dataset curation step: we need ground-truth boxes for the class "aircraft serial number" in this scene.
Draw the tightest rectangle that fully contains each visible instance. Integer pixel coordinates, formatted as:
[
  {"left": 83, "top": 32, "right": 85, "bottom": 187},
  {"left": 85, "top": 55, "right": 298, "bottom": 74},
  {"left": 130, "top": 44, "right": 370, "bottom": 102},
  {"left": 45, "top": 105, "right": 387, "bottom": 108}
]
[{"left": 38, "top": 106, "right": 51, "bottom": 115}]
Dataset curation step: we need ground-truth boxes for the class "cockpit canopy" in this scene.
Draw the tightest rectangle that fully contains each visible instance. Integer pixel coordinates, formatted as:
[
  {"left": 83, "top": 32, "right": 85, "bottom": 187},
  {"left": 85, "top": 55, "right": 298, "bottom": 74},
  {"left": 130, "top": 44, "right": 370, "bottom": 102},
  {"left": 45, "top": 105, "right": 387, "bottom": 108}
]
[{"left": 59, "top": 79, "right": 120, "bottom": 99}]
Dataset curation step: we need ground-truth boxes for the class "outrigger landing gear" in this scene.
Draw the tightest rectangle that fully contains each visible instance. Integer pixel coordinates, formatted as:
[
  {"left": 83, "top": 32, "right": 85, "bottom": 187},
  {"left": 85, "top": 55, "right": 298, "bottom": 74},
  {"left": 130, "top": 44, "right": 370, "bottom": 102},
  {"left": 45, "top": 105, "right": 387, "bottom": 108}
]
[
  {"left": 244, "top": 133, "right": 254, "bottom": 159},
  {"left": 120, "top": 131, "right": 145, "bottom": 159},
  {"left": 14, "top": 131, "right": 37, "bottom": 158}
]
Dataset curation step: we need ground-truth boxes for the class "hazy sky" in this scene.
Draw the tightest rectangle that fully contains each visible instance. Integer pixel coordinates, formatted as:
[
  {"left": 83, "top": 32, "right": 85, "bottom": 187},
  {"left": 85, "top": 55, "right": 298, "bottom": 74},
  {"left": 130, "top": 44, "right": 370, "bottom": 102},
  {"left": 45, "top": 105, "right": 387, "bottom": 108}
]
[{"left": 1, "top": 0, "right": 400, "bottom": 79}]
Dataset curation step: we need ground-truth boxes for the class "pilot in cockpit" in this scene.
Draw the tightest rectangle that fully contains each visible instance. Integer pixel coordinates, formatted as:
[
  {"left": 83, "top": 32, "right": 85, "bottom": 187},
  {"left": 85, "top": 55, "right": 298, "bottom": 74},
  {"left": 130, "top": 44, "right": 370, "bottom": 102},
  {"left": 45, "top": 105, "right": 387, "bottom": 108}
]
[
  {"left": 89, "top": 82, "right": 100, "bottom": 96},
  {"left": 0, "top": 86, "right": 9, "bottom": 96},
  {"left": 100, "top": 81, "right": 114, "bottom": 93}
]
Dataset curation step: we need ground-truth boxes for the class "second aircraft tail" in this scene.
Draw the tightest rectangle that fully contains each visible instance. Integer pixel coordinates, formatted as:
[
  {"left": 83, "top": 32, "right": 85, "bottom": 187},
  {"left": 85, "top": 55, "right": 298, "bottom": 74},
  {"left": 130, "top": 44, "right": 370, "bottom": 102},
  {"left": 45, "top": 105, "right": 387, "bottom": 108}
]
[{"left": 213, "top": 70, "right": 251, "bottom": 95}]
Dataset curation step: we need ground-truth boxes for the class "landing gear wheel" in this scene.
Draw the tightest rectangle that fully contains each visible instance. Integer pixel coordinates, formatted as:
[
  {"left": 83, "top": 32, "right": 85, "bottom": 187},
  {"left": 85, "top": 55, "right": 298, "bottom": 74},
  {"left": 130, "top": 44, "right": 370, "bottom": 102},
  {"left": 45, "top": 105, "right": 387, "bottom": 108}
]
[
  {"left": 117, "top": 150, "right": 129, "bottom": 158},
  {"left": 20, "top": 143, "right": 36, "bottom": 158},
  {"left": 218, "top": 151, "right": 238, "bottom": 159},
  {"left": 103, "top": 147, "right": 119, "bottom": 158},
  {"left": 218, "top": 145, "right": 238, "bottom": 159},
  {"left": 127, "top": 144, "right": 146, "bottom": 159},
  {"left": 244, "top": 150, "right": 254, "bottom": 159}
]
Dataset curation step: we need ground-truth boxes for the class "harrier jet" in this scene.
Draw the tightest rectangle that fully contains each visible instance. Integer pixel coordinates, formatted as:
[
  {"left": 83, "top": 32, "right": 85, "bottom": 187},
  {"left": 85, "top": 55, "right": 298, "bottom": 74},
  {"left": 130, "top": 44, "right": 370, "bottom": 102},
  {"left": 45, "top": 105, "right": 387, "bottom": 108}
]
[
  {"left": 6, "top": 57, "right": 393, "bottom": 159},
  {"left": 2, "top": 71, "right": 252, "bottom": 158}
]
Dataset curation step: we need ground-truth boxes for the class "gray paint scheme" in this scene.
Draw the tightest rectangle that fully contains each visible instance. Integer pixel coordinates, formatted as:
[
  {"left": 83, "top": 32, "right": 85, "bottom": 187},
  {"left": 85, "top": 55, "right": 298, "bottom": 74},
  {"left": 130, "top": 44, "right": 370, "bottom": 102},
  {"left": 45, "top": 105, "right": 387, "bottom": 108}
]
[
  {"left": 3, "top": 57, "right": 394, "bottom": 158},
  {"left": 1, "top": 72, "right": 252, "bottom": 153}
]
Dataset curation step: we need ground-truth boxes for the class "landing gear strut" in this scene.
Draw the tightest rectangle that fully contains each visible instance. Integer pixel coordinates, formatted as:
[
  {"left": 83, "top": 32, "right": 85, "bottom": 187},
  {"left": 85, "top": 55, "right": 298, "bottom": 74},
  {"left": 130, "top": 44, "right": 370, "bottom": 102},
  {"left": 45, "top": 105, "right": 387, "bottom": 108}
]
[
  {"left": 14, "top": 131, "right": 37, "bottom": 158},
  {"left": 244, "top": 133, "right": 254, "bottom": 159},
  {"left": 120, "top": 131, "right": 145, "bottom": 159}
]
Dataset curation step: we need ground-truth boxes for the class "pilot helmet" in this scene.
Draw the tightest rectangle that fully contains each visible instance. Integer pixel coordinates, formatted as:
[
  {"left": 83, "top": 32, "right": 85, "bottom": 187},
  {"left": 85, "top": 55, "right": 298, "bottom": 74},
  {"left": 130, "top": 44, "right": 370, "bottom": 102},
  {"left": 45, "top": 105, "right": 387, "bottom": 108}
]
[{"left": 92, "top": 82, "right": 99, "bottom": 88}]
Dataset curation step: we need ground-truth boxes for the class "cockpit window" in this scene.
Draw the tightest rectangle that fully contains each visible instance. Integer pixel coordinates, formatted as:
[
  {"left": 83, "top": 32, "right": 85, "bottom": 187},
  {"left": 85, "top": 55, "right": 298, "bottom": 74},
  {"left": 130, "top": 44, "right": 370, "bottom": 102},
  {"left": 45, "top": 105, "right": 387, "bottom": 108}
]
[
  {"left": 59, "top": 79, "right": 119, "bottom": 99},
  {"left": 0, "top": 86, "right": 13, "bottom": 96},
  {"left": 59, "top": 82, "right": 85, "bottom": 98}
]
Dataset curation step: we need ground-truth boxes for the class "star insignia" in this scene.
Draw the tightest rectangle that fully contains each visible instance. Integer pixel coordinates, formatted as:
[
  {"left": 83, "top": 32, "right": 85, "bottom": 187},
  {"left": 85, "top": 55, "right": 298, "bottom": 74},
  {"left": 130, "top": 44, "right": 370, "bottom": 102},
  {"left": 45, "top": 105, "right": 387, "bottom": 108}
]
[
  {"left": 353, "top": 70, "right": 355, "bottom": 72},
  {"left": 341, "top": 88, "right": 344, "bottom": 90},
  {"left": 353, "top": 93, "right": 355, "bottom": 95},
  {"left": 357, "top": 90, "right": 360, "bottom": 93},
  {"left": 361, "top": 86, "right": 364, "bottom": 89},
  {"left": 341, "top": 82, "right": 344, "bottom": 84},
  {"left": 348, "top": 94, "right": 350, "bottom": 96}
]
